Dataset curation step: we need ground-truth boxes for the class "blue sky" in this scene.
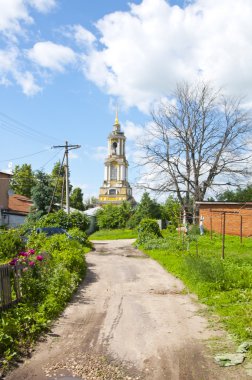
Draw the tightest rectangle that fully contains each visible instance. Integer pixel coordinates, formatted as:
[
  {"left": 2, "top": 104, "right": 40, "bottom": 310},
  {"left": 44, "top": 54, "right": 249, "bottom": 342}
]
[{"left": 0, "top": 0, "right": 252, "bottom": 202}]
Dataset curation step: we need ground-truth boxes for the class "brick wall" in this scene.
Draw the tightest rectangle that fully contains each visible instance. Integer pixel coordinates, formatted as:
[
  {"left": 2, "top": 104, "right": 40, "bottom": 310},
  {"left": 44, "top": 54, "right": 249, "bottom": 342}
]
[{"left": 198, "top": 203, "right": 252, "bottom": 237}]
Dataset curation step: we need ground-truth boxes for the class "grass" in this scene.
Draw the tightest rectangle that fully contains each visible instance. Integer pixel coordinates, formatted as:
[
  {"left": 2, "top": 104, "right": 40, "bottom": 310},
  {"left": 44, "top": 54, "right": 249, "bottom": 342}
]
[
  {"left": 141, "top": 231, "right": 252, "bottom": 344},
  {"left": 90, "top": 228, "right": 137, "bottom": 240}
]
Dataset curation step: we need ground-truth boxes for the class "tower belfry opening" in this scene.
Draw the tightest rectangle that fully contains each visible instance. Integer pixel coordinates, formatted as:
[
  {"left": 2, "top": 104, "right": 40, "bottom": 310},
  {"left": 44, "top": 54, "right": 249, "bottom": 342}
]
[{"left": 98, "top": 112, "right": 134, "bottom": 204}]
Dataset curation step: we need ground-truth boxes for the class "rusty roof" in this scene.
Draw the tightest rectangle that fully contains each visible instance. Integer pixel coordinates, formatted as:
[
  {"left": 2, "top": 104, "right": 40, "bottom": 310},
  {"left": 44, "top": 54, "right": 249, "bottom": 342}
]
[{"left": 8, "top": 194, "right": 33, "bottom": 215}]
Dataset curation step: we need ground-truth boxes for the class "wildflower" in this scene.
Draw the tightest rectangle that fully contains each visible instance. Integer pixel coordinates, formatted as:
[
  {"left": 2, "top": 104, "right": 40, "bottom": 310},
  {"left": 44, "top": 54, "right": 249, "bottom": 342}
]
[
  {"left": 19, "top": 252, "right": 28, "bottom": 257},
  {"left": 28, "top": 249, "right": 35, "bottom": 255},
  {"left": 36, "top": 255, "right": 43, "bottom": 261},
  {"left": 29, "top": 261, "right": 35, "bottom": 267}
]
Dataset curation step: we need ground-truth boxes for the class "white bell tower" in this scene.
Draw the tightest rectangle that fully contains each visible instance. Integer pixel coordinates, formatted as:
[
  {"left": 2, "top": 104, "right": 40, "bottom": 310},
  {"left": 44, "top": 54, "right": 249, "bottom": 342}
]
[{"left": 99, "top": 111, "right": 134, "bottom": 204}]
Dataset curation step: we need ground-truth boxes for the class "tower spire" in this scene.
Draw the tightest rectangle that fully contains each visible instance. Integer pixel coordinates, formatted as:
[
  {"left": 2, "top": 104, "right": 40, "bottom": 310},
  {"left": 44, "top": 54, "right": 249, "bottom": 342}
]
[
  {"left": 115, "top": 105, "right": 119, "bottom": 125},
  {"left": 113, "top": 105, "right": 120, "bottom": 131}
]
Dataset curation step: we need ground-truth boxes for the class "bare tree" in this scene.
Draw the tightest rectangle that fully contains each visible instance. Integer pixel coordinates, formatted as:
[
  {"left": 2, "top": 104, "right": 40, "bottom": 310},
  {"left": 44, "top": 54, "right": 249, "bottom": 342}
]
[{"left": 138, "top": 81, "right": 252, "bottom": 220}]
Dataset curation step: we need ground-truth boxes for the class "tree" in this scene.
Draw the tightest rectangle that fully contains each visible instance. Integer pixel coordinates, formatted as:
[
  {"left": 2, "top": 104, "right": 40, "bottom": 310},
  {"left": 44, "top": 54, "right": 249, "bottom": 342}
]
[
  {"left": 10, "top": 164, "right": 35, "bottom": 198},
  {"left": 31, "top": 170, "right": 54, "bottom": 216},
  {"left": 139, "top": 81, "right": 252, "bottom": 219},
  {"left": 217, "top": 185, "right": 252, "bottom": 202},
  {"left": 127, "top": 192, "right": 161, "bottom": 227},
  {"left": 96, "top": 202, "right": 133, "bottom": 229},
  {"left": 161, "top": 196, "right": 181, "bottom": 227},
  {"left": 70, "top": 187, "right": 85, "bottom": 211},
  {"left": 50, "top": 161, "right": 66, "bottom": 205}
]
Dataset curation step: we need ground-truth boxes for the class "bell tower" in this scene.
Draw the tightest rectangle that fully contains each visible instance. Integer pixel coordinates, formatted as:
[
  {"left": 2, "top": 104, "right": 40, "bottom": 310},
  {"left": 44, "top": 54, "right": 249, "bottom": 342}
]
[{"left": 98, "top": 112, "right": 133, "bottom": 204}]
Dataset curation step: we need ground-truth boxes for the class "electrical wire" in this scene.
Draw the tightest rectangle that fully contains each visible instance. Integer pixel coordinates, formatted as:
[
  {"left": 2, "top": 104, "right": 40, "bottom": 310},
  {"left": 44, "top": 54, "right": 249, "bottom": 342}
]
[
  {"left": 0, "top": 149, "right": 51, "bottom": 163},
  {"left": 0, "top": 111, "right": 62, "bottom": 145}
]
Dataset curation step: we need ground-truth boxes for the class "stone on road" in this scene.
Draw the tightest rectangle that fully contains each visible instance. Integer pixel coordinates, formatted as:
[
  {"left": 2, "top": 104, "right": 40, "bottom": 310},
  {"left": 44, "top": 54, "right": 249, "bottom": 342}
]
[{"left": 5, "top": 239, "right": 250, "bottom": 380}]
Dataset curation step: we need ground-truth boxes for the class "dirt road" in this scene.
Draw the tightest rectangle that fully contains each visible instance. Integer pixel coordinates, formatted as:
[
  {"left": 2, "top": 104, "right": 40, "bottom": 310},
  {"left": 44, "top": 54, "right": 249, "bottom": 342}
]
[{"left": 5, "top": 239, "right": 250, "bottom": 380}]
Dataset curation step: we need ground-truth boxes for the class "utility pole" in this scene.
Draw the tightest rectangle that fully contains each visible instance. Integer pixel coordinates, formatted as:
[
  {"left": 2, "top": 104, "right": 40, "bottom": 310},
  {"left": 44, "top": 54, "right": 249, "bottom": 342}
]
[{"left": 52, "top": 141, "right": 81, "bottom": 214}]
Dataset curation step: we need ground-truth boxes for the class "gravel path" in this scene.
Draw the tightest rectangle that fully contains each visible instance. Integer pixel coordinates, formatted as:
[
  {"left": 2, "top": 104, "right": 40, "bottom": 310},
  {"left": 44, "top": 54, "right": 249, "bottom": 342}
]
[{"left": 5, "top": 239, "right": 251, "bottom": 380}]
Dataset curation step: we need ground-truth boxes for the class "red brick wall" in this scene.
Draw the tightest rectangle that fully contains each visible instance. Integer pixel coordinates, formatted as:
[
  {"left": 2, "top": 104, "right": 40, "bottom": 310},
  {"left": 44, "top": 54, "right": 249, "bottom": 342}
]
[{"left": 199, "top": 203, "right": 252, "bottom": 237}]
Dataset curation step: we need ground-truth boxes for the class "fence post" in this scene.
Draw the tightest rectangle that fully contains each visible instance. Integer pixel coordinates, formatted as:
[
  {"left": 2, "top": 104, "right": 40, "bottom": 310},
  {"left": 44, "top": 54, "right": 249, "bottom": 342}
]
[
  {"left": 240, "top": 215, "right": 243, "bottom": 244},
  {"left": 210, "top": 214, "right": 213, "bottom": 240},
  {"left": 222, "top": 212, "right": 226, "bottom": 259}
]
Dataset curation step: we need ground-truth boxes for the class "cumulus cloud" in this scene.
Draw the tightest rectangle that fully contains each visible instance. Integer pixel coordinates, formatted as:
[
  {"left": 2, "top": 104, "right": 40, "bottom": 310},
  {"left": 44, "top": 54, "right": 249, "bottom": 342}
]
[
  {"left": 82, "top": 0, "right": 252, "bottom": 111},
  {"left": 27, "top": 0, "right": 57, "bottom": 13},
  {"left": 0, "top": 47, "right": 41, "bottom": 95},
  {"left": 27, "top": 41, "right": 76, "bottom": 72},
  {"left": 122, "top": 121, "right": 145, "bottom": 141},
  {"left": 0, "top": 0, "right": 32, "bottom": 34},
  {"left": 14, "top": 70, "right": 42, "bottom": 95},
  {"left": 0, "top": 0, "right": 58, "bottom": 93},
  {"left": 72, "top": 24, "right": 96, "bottom": 47}
]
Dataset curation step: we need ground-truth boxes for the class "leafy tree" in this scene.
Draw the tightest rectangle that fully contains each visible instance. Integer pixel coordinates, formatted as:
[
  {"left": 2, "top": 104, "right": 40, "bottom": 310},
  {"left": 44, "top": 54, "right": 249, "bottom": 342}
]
[
  {"left": 139, "top": 81, "right": 252, "bottom": 219},
  {"left": 96, "top": 202, "right": 133, "bottom": 229},
  {"left": 10, "top": 164, "right": 35, "bottom": 198},
  {"left": 161, "top": 196, "right": 181, "bottom": 227},
  {"left": 70, "top": 187, "right": 85, "bottom": 211},
  {"left": 50, "top": 161, "right": 66, "bottom": 205},
  {"left": 128, "top": 192, "right": 161, "bottom": 227},
  {"left": 217, "top": 185, "right": 252, "bottom": 202},
  {"left": 31, "top": 170, "right": 54, "bottom": 217}
]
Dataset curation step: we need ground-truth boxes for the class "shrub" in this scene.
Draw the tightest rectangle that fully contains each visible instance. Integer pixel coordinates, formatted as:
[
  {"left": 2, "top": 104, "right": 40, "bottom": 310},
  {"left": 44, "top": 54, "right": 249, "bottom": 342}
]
[
  {"left": 0, "top": 230, "right": 25, "bottom": 262},
  {"left": 96, "top": 202, "right": 133, "bottom": 229},
  {"left": 68, "top": 227, "right": 92, "bottom": 248},
  {"left": 136, "top": 218, "right": 162, "bottom": 246},
  {"left": 34, "top": 209, "right": 90, "bottom": 232},
  {"left": 0, "top": 233, "right": 88, "bottom": 370}
]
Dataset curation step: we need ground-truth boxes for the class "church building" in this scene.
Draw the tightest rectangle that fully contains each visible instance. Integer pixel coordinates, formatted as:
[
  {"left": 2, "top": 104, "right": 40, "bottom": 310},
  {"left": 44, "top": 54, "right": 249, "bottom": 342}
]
[{"left": 98, "top": 112, "right": 134, "bottom": 204}]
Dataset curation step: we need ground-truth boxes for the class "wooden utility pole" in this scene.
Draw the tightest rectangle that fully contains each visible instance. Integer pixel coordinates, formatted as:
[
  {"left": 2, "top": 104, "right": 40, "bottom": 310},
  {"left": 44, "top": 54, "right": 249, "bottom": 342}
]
[{"left": 52, "top": 141, "right": 81, "bottom": 214}]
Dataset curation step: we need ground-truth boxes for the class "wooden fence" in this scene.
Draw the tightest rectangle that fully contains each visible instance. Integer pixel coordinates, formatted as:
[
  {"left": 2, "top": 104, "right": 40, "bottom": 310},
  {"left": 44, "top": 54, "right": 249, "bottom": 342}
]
[{"left": 0, "top": 264, "right": 23, "bottom": 311}]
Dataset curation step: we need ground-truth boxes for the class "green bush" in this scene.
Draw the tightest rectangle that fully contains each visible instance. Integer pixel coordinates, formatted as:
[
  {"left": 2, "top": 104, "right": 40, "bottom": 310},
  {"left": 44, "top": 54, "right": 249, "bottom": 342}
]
[
  {"left": 136, "top": 218, "right": 162, "bottom": 246},
  {"left": 0, "top": 230, "right": 24, "bottom": 262},
  {"left": 34, "top": 209, "right": 90, "bottom": 232},
  {"left": 0, "top": 233, "right": 89, "bottom": 370},
  {"left": 96, "top": 202, "right": 133, "bottom": 229},
  {"left": 68, "top": 227, "right": 92, "bottom": 248}
]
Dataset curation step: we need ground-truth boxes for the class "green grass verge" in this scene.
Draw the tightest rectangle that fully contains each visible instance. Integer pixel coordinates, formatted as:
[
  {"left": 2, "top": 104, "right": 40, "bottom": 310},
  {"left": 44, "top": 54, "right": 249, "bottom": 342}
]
[
  {"left": 141, "top": 232, "right": 252, "bottom": 344},
  {"left": 90, "top": 228, "right": 137, "bottom": 240}
]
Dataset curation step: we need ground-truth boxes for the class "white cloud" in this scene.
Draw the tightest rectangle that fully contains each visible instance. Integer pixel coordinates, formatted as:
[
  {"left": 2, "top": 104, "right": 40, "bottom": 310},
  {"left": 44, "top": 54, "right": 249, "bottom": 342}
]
[
  {"left": 0, "top": 47, "right": 19, "bottom": 73},
  {"left": 0, "top": 0, "right": 32, "bottom": 34},
  {"left": 27, "top": 41, "right": 76, "bottom": 72},
  {"left": 27, "top": 0, "right": 57, "bottom": 13},
  {"left": 82, "top": 0, "right": 252, "bottom": 111},
  {"left": 14, "top": 70, "right": 42, "bottom": 95},
  {"left": 0, "top": 47, "right": 41, "bottom": 95},
  {"left": 72, "top": 24, "right": 96, "bottom": 46},
  {"left": 122, "top": 121, "right": 145, "bottom": 141},
  {"left": 0, "top": 0, "right": 56, "bottom": 36}
]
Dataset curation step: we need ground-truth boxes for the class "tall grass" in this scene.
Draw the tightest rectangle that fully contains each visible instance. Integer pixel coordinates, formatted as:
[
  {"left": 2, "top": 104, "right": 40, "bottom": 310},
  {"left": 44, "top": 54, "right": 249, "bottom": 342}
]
[{"left": 143, "top": 231, "right": 252, "bottom": 343}]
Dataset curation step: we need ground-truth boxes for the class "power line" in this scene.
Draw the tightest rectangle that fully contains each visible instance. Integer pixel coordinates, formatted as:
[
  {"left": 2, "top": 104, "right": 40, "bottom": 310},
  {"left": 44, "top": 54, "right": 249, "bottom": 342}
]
[
  {"left": 0, "top": 149, "right": 51, "bottom": 163},
  {"left": 0, "top": 111, "right": 62, "bottom": 145}
]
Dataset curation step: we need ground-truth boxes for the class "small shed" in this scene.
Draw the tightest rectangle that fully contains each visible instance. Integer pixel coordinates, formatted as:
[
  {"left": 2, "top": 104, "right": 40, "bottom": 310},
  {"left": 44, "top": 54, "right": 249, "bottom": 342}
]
[{"left": 196, "top": 201, "right": 252, "bottom": 237}]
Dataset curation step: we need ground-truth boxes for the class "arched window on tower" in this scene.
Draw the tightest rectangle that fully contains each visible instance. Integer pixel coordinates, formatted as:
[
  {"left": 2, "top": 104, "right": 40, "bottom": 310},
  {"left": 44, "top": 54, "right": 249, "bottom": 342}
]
[
  {"left": 111, "top": 165, "right": 117, "bottom": 180},
  {"left": 109, "top": 189, "right": 116, "bottom": 195}
]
